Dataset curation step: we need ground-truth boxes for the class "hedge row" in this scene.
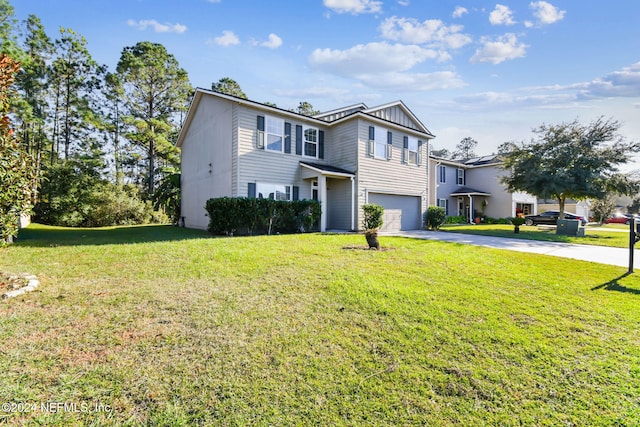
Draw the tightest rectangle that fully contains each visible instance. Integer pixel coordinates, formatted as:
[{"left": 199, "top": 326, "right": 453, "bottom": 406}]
[{"left": 205, "top": 197, "right": 321, "bottom": 236}]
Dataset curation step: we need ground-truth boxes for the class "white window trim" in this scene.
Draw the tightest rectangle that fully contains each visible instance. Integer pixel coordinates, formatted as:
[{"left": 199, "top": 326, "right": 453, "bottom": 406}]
[
  {"left": 373, "top": 126, "right": 388, "bottom": 160},
  {"left": 407, "top": 136, "right": 419, "bottom": 165},
  {"left": 265, "top": 116, "right": 285, "bottom": 153},
  {"left": 256, "top": 182, "right": 292, "bottom": 201},
  {"left": 437, "top": 199, "right": 447, "bottom": 214},
  {"left": 457, "top": 168, "right": 464, "bottom": 185},
  {"left": 303, "top": 125, "right": 318, "bottom": 159}
]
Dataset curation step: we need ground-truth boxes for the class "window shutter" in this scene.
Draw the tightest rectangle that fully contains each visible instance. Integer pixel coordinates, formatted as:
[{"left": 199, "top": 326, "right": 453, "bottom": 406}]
[
  {"left": 445, "top": 199, "right": 449, "bottom": 216},
  {"left": 284, "top": 122, "right": 292, "bottom": 154},
  {"left": 368, "top": 126, "right": 375, "bottom": 157},
  {"left": 293, "top": 186, "right": 299, "bottom": 201},
  {"left": 417, "top": 140, "right": 423, "bottom": 165},
  {"left": 256, "top": 116, "right": 265, "bottom": 149},
  {"left": 248, "top": 182, "right": 256, "bottom": 198},
  {"left": 295, "top": 125, "right": 303, "bottom": 155},
  {"left": 318, "top": 130, "right": 325, "bottom": 159},
  {"left": 387, "top": 131, "right": 393, "bottom": 160},
  {"left": 403, "top": 136, "right": 409, "bottom": 164}
]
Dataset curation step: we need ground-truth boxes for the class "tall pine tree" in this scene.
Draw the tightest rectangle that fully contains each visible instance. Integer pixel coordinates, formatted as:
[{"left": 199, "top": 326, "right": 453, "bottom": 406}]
[{"left": 116, "top": 41, "right": 191, "bottom": 195}]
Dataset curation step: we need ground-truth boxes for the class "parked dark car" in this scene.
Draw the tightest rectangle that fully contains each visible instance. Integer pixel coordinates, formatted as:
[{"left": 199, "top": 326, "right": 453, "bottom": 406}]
[{"left": 524, "top": 210, "right": 587, "bottom": 226}]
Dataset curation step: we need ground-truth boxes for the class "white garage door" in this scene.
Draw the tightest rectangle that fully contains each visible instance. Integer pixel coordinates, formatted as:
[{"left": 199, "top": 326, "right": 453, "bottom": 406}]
[{"left": 368, "top": 193, "right": 422, "bottom": 232}]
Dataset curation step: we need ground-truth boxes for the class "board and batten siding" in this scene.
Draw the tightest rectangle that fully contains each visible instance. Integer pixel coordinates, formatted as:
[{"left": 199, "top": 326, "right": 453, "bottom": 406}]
[
  {"left": 356, "top": 118, "right": 429, "bottom": 229},
  {"left": 366, "top": 105, "right": 422, "bottom": 132}
]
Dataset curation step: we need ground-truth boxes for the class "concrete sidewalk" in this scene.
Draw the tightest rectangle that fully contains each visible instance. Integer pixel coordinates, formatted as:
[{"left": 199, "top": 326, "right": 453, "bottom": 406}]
[{"left": 381, "top": 230, "right": 635, "bottom": 268}]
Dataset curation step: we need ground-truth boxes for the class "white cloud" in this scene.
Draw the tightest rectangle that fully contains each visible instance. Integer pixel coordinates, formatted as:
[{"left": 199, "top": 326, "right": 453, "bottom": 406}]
[
  {"left": 470, "top": 33, "right": 527, "bottom": 64},
  {"left": 323, "top": 0, "right": 382, "bottom": 15},
  {"left": 260, "top": 33, "right": 283, "bottom": 49},
  {"left": 308, "top": 42, "right": 466, "bottom": 91},
  {"left": 529, "top": 1, "right": 566, "bottom": 25},
  {"left": 211, "top": 30, "right": 240, "bottom": 47},
  {"left": 489, "top": 4, "right": 516, "bottom": 26},
  {"left": 379, "top": 17, "right": 472, "bottom": 50},
  {"left": 309, "top": 42, "right": 440, "bottom": 76},
  {"left": 452, "top": 6, "right": 468, "bottom": 19},
  {"left": 127, "top": 19, "right": 187, "bottom": 34},
  {"left": 358, "top": 71, "right": 467, "bottom": 91},
  {"left": 578, "top": 62, "right": 640, "bottom": 98}
]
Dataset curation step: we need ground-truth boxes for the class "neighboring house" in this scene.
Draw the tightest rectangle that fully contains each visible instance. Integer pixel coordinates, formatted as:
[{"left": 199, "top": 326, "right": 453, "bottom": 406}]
[
  {"left": 538, "top": 198, "right": 592, "bottom": 220},
  {"left": 177, "top": 89, "right": 434, "bottom": 232},
  {"left": 428, "top": 154, "right": 537, "bottom": 221}
]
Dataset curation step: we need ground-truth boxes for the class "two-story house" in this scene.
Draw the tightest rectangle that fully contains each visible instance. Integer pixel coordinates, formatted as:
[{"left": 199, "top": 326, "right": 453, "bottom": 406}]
[
  {"left": 177, "top": 89, "right": 434, "bottom": 232},
  {"left": 428, "top": 154, "right": 537, "bottom": 222}
]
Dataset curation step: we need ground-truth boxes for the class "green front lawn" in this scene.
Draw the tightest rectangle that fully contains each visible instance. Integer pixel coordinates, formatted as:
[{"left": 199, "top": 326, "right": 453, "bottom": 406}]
[
  {"left": 441, "top": 224, "right": 633, "bottom": 248},
  {"left": 1, "top": 224, "right": 639, "bottom": 425}
]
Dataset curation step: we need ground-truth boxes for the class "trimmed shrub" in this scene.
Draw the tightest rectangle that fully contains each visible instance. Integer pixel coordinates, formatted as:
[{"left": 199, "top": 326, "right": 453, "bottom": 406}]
[
  {"left": 425, "top": 206, "right": 446, "bottom": 230},
  {"left": 445, "top": 215, "right": 467, "bottom": 224},
  {"left": 484, "top": 216, "right": 511, "bottom": 225},
  {"left": 205, "top": 197, "right": 321, "bottom": 236},
  {"left": 362, "top": 203, "right": 384, "bottom": 231}
]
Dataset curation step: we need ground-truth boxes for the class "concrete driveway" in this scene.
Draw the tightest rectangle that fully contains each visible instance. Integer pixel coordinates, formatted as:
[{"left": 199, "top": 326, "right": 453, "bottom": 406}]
[{"left": 381, "top": 230, "right": 635, "bottom": 268}]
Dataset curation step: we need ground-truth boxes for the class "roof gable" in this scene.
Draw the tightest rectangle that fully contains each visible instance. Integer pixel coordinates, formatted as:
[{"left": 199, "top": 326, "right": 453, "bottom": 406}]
[
  {"left": 314, "top": 103, "right": 367, "bottom": 122},
  {"left": 363, "top": 100, "right": 431, "bottom": 135}
]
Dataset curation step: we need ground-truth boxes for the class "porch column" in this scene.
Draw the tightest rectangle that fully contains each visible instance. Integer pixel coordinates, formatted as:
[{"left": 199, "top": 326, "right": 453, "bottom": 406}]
[
  {"left": 319, "top": 175, "right": 327, "bottom": 232},
  {"left": 468, "top": 195, "right": 473, "bottom": 224}
]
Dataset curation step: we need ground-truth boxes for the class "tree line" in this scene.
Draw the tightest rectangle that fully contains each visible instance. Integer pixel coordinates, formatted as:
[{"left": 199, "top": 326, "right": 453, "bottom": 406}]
[{"left": 1, "top": 0, "right": 196, "bottom": 234}]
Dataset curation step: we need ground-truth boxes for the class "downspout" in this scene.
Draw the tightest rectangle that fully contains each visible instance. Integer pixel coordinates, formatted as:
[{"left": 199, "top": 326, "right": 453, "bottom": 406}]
[
  {"left": 434, "top": 160, "right": 441, "bottom": 209},
  {"left": 350, "top": 176, "right": 355, "bottom": 231}
]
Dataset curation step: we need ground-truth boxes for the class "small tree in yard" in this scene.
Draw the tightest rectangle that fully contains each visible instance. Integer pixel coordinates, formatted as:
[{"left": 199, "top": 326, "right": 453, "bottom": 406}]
[
  {"left": 592, "top": 196, "right": 617, "bottom": 224},
  {"left": 500, "top": 117, "right": 640, "bottom": 232},
  {"left": 0, "top": 55, "right": 36, "bottom": 245},
  {"left": 362, "top": 203, "right": 384, "bottom": 249}
]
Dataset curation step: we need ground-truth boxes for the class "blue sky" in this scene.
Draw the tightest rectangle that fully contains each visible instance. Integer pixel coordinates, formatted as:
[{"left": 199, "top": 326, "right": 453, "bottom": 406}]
[{"left": 12, "top": 0, "right": 640, "bottom": 158}]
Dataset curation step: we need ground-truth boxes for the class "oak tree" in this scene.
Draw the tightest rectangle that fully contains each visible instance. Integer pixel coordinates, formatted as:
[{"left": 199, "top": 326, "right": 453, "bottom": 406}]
[{"left": 499, "top": 117, "right": 640, "bottom": 220}]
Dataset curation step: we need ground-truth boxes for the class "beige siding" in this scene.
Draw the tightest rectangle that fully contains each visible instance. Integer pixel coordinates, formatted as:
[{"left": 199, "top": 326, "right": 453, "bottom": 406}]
[
  {"left": 428, "top": 157, "right": 438, "bottom": 207},
  {"left": 325, "top": 123, "right": 358, "bottom": 171},
  {"left": 327, "top": 178, "right": 353, "bottom": 229},
  {"left": 235, "top": 105, "right": 332, "bottom": 201},
  {"left": 180, "top": 96, "right": 234, "bottom": 230},
  {"left": 357, "top": 118, "right": 429, "bottom": 229}
]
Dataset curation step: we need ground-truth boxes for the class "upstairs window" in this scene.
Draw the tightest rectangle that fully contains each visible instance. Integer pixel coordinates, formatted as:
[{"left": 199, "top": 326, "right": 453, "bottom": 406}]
[
  {"left": 368, "top": 125, "right": 391, "bottom": 160},
  {"left": 265, "top": 116, "right": 284, "bottom": 152},
  {"left": 404, "top": 136, "right": 421, "bottom": 165},
  {"left": 457, "top": 168, "right": 465, "bottom": 185},
  {"left": 438, "top": 165, "right": 446, "bottom": 183},
  {"left": 304, "top": 127, "right": 318, "bottom": 158}
]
